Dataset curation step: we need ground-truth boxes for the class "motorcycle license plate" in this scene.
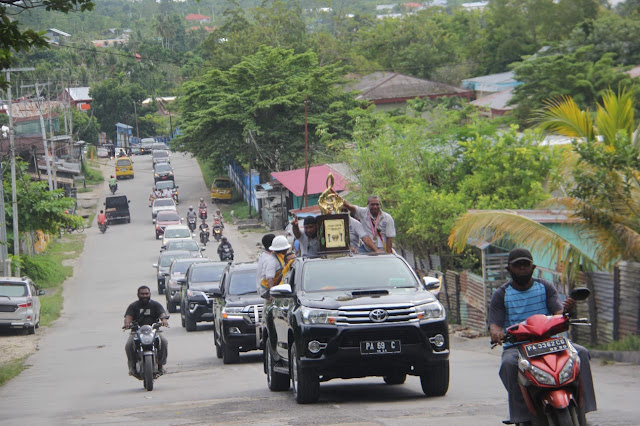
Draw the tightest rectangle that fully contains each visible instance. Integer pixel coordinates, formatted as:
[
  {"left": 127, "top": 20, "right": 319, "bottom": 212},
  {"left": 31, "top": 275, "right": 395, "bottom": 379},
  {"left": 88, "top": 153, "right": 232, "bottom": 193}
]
[
  {"left": 523, "top": 338, "right": 568, "bottom": 358},
  {"left": 360, "top": 340, "right": 401, "bottom": 355}
]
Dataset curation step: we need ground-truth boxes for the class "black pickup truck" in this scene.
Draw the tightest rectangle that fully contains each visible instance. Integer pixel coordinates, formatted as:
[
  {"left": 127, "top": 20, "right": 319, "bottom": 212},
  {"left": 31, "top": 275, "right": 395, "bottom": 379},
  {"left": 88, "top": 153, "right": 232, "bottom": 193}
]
[
  {"left": 262, "top": 253, "right": 449, "bottom": 404},
  {"left": 104, "top": 195, "right": 131, "bottom": 225}
]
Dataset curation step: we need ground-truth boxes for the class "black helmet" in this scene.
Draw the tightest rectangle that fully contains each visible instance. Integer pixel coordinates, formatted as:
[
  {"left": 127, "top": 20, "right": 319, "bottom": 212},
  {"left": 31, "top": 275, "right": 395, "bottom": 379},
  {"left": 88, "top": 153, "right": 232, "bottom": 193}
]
[
  {"left": 189, "top": 206, "right": 193, "bottom": 210},
  {"left": 222, "top": 236, "right": 228, "bottom": 242}
]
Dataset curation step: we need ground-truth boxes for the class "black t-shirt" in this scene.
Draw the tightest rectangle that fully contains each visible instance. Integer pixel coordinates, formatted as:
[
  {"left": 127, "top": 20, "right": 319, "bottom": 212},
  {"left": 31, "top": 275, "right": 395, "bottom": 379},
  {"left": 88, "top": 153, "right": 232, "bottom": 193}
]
[{"left": 124, "top": 300, "right": 167, "bottom": 326}]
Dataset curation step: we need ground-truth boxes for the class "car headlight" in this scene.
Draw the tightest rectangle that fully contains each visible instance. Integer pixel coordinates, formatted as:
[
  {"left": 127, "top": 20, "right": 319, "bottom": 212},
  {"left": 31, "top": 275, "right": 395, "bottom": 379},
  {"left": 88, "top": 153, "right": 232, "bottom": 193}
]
[
  {"left": 139, "top": 333, "right": 154, "bottom": 345},
  {"left": 300, "top": 306, "right": 339, "bottom": 325},
  {"left": 415, "top": 301, "right": 445, "bottom": 321},
  {"left": 154, "top": 173, "right": 159, "bottom": 177},
  {"left": 187, "top": 289, "right": 204, "bottom": 298},
  {"left": 559, "top": 351, "right": 579, "bottom": 384},
  {"left": 222, "top": 306, "right": 244, "bottom": 319}
]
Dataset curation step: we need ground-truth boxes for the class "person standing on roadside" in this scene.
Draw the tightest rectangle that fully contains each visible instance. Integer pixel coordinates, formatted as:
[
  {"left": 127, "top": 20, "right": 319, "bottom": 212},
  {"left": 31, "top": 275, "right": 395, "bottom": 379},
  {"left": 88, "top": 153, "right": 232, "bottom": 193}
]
[{"left": 341, "top": 195, "right": 396, "bottom": 253}]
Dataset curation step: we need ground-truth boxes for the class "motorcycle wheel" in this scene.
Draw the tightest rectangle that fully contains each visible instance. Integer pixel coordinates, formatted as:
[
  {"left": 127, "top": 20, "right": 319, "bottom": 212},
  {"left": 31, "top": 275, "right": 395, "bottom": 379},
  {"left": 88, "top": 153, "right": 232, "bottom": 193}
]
[
  {"left": 143, "top": 354, "right": 154, "bottom": 391},
  {"left": 570, "top": 403, "right": 586, "bottom": 426}
]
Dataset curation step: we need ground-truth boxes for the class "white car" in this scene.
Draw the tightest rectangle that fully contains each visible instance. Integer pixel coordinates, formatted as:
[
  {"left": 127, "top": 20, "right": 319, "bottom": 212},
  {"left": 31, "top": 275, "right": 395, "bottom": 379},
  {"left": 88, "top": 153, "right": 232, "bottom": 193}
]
[
  {"left": 0, "top": 277, "right": 44, "bottom": 334},
  {"left": 161, "top": 225, "right": 194, "bottom": 246},
  {"left": 151, "top": 197, "right": 177, "bottom": 219}
]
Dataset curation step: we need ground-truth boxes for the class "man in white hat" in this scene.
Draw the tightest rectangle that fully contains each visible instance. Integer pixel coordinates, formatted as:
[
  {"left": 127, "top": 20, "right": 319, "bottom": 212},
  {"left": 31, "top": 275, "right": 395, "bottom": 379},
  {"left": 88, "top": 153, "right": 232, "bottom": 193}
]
[{"left": 259, "top": 235, "right": 291, "bottom": 298}]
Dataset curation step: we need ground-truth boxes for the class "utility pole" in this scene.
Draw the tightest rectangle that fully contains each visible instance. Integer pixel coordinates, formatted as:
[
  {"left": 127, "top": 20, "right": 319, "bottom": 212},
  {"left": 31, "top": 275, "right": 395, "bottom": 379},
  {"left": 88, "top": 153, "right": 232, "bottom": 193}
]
[
  {"left": 247, "top": 134, "right": 252, "bottom": 218},
  {"left": 302, "top": 95, "right": 310, "bottom": 208},
  {"left": 0, "top": 163, "right": 9, "bottom": 275},
  {"left": 133, "top": 101, "right": 140, "bottom": 140},
  {"left": 34, "top": 82, "right": 54, "bottom": 191},
  {"left": 5, "top": 68, "right": 34, "bottom": 276}
]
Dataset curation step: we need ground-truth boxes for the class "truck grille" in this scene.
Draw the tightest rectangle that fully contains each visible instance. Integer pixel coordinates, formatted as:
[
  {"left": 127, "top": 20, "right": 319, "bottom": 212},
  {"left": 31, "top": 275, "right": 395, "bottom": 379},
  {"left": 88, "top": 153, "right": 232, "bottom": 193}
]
[
  {"left": 339, "top": 328, "right": 420, "bottom": 348},
  {"left": 336, "top": 304, "right": 418, "bottom": 325},
  {"left": 244, "top": 305, "right": 263, "bottom": 324},
  {"left": 0, "top": 304, "right": 18, "bottom": 312}
]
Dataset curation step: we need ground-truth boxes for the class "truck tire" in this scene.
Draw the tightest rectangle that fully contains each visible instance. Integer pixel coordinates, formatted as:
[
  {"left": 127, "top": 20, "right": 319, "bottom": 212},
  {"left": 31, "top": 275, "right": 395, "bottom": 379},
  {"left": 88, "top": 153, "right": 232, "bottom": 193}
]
[
  {"left": 222, "top": 339, "right": 239, "bottom": 364},
  {"left": 214, "top": 328, "right": 222, "bottom": 359},
  {"left": 167, "top": 301, "right": 177, "bottom": 313},
  {"left": 383, "top": 374, "right": 406, "bottom": 385},
  {"left": 291, "top": 343, "right": 319, "bottom": 403},
  {"left": 420, "top": 361, "right": 449, "bottom": 397},
  {"left": 185, "top": 311, "right": 197, "bottom": 332},
  {"left": 266, "top": 338, "right": 289, "bottom": 391}
]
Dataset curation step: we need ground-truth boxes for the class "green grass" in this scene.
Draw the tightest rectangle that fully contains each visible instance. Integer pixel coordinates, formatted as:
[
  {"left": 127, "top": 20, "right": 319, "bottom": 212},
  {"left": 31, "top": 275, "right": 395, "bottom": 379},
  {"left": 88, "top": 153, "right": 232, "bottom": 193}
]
[
  {"left": 196, "top": 156, "right": 221, "bottom": 189},
  {"left": 39, "top": 289, "right": 63, "bottom": 327},
  {"left": 83, "top": 161, "right": 103, "bottom": 185},
  {"left": 22, "top": 234, "right": 85, "bottom": 290},
  {"left": 599, "top": 335, "right": 640, "bottom": 352},
  {"left": 0, "top": 357, "right": 26, "bottom": 387},
  {"left": 218, "top": 199, "right": 259, "bottom": 222}
]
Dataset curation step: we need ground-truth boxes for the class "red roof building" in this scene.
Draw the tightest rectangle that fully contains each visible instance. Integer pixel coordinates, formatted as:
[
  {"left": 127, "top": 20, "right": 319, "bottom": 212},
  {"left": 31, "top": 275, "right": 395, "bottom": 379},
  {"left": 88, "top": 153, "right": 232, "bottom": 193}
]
[
  {"left": 271, "top": 164, "right": 350, "bottom": 210},
  {"left": 185, "top": 13, "right": 211, "bottom": 23}
]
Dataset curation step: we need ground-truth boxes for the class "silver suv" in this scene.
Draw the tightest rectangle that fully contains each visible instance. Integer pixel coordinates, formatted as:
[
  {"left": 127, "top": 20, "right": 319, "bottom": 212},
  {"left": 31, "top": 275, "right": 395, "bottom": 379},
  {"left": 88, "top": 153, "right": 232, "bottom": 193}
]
[{"left": 0, "top": 277, "right": 44, "bottom": 334}]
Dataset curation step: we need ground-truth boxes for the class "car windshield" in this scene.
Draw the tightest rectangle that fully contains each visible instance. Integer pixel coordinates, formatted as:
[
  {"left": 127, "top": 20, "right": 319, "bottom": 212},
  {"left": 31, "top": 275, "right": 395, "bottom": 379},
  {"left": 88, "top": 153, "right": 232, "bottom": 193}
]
[
  {"left": 171, "top": 260, "right": 197, "bottom": 274},
  {"left": 166, "top": 240, "right": 199, "bottom": 252},
  {"left": 164, "top": 228, "right": 190, "bottom": 239},
  {"left": 228, "top": 270, "right": 257, "bottom": 295},
  {"left": 156, "top": 181, "right": 175, "bottom": 190},
  {"left": 116, "top": 159, "right": 131, "bottom": 166},
  {"left": 155, "top": 199, "right": 174, "bottom": 207},
  {"left": 155, "top": 164, "right": 172, "bottom": 172},
  {"left": 191, "top": 265, "right": 226, "bottom": 283},
  {"left": 0, "top": 282, "right": 27, "bottom": 297},
  {"left": 160, "top": 254, "right": 189, "bottom": 267},
  {"left": 302, "top": 257, "right": 418, "bottom": 293},
  {"left": 213, "top": 179, "right": 231, "bottom": 188},
  {"left": 153, "top": 151, "right": 168, "bottom": 158},
  {"left": 157, "top": 211, "right": 180, "bottom": 221}
]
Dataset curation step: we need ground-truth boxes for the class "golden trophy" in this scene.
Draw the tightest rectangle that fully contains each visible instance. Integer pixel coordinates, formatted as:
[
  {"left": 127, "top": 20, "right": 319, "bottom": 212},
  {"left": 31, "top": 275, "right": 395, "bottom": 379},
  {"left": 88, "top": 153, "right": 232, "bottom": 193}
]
[{"left": 317, "top": 173, "right": 350, "bottom": 254}]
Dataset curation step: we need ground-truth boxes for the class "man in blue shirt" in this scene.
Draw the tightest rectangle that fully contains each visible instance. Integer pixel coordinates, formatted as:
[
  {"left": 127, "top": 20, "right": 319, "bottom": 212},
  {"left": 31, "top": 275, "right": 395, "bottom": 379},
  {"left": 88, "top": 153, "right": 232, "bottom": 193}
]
[{"left": 489, "top": 248, "right": 597, "bottom": 425}]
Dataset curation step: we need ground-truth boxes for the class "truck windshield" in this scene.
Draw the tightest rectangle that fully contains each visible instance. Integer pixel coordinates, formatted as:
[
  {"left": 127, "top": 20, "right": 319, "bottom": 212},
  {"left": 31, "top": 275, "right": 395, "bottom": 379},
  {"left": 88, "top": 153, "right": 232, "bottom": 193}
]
[
  {"left": 191, "top": 265, "right": 226, "bottom": 283},
  {"left": 228, "top": 270, "right": 257, "bottom": 295},
  {"left": 164, "top": 228, "right": 190, "bottom": 239},
  {"left": 156, "top": 181, "right": 175, "bottom": 190},
  {"left": 166, "top": 240, "right": 199, "bottom": 252},
  {"left": 0, "top": 282, "right": 27, "bottom": 297},
  {"left": 302, "top": 257, "right": 418, "bottom": 293}
]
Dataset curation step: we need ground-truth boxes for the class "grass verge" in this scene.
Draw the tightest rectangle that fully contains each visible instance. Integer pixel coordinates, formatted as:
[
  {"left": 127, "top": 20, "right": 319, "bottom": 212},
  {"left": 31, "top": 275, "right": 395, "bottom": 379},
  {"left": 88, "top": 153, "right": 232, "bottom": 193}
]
[
  {"left": 83, "top": 160, "right": 103, "bottom": 185},
  {"left": 39, "top": 289, "right": 63, "bottom": 327},
  {"left": 196, "top": 156, "right": 219, "bottom": 189},
  {"left": 596, "top": 335, "right": 640, "bottom": 351},
  {"left": 0, "top": 357, "right": 26, "bottom": 387},
  {"left": 217, "top": 199, "right": 258, "bottom": 222}
]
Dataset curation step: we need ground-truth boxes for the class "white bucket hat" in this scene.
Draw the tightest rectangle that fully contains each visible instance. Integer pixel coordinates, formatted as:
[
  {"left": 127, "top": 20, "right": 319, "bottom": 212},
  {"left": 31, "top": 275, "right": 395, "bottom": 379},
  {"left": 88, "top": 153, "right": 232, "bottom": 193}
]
[{"left": 269, "top": 235, "right": 291, "bottom": 252}]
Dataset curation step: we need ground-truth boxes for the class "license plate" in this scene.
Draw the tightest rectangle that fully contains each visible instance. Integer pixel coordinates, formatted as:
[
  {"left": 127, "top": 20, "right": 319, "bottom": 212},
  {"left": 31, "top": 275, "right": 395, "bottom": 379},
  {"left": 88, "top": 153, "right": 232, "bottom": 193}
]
[
  {"left": 524, "top": 338, "right": 568, "bottom": 358},
  {"left": 360, "top": 340, "right": 401, "bottom": 355}
]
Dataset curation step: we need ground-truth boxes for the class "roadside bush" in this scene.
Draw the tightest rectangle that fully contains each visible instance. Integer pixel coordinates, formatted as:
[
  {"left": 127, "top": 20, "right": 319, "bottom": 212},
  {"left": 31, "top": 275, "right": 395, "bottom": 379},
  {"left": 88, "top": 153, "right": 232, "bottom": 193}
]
[
  {"left": 21, "top": 254, "right": 72, "bottom": 289},
  {"left": 605, "top": 335, "right": 640, "bottom": 352},
  {"left": 83, "top": 161, "right": 103, "bottom": 185}
]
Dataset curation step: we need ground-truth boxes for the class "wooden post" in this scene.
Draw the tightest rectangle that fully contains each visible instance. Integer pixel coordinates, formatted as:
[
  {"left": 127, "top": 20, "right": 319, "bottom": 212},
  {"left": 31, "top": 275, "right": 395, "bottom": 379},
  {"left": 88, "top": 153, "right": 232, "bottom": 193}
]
[{"left": 613, "top": 266, "right": 620, "bottom": 341}]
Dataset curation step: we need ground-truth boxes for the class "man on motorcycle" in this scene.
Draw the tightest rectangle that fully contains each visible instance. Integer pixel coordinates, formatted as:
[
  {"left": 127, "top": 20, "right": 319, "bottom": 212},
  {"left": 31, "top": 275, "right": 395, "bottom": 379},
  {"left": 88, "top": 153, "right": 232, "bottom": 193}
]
[
  {"left": 217, "top": 236, "right": 234, "bottom": 260},
  {"left": 109, "top": 175, "right": 117, "bottom": 192},
  {"left": 199, "top": 219, "right": 210, "bottom": 242},
  {"left": 489, "top": 248, "right": 597, "bottom": 425},
  {"left": 213, "top": 209, "right": 224, "bottom": 228},
  {"left": 199, "top": 197, "right": 207, "bottom": 210},
  {"left": 123, "top": 286, "right": 169, "bottom": 375},
  {"left": 97, "top": 210, "right": 107, "bottom": 227}
]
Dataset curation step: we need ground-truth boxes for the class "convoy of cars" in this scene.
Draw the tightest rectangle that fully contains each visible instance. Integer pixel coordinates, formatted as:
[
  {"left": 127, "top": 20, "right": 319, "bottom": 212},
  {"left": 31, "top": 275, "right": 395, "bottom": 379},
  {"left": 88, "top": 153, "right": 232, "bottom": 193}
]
[{"left": 88, "top": 144, "right": 451, "bottom": 405}]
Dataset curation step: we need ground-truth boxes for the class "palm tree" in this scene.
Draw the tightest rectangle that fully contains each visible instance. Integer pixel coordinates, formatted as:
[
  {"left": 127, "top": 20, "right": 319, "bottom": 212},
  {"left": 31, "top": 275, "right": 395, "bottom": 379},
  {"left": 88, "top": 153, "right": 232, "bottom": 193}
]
[{"left": 449, "top": 90, "right": 640, "bottom": 282}]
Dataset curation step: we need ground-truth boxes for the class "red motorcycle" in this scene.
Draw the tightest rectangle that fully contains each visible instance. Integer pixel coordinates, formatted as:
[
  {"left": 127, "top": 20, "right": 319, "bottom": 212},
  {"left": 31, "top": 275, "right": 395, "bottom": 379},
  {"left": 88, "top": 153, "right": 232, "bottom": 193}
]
[
  {"left": 499, "top": 288, "right": 591, "bottom": 426},
  {"left": 199, "top": 206, "right": 207, "bottom": 220}
]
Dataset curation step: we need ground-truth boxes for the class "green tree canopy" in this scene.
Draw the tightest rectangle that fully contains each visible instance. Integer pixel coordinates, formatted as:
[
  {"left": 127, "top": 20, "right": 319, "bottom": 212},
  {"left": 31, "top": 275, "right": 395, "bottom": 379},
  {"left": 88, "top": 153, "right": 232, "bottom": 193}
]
[
  {"left": 176, "top": 45, "right": 363, "bottom": 175},
  {"left": 90, "top": 77, "right": 147, "bottom": 140}
]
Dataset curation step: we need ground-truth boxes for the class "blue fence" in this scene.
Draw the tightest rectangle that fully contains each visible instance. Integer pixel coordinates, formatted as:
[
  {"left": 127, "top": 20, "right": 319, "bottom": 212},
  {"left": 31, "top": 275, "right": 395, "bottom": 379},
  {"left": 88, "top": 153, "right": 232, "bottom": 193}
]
[{"left": 227, "top": 161, "right": 260, "bottom": 212}]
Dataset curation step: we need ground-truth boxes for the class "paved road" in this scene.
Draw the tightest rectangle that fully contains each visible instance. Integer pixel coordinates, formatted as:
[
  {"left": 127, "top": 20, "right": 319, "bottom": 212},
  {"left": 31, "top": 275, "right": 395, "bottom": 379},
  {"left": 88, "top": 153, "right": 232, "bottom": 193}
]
[{"left": 0, "top": 153, "right": 639, "bottom": 425}]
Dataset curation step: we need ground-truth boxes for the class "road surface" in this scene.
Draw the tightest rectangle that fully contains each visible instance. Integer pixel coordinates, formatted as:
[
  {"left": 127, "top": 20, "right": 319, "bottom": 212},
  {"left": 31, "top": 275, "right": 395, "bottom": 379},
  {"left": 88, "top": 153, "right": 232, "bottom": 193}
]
[{"left": 0, "top": 153, "right": 638, "bottom": 425}]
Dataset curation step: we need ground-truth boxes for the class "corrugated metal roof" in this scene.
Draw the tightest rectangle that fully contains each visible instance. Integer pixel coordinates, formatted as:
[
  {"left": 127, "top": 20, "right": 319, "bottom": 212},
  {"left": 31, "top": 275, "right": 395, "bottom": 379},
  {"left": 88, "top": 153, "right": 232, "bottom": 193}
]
[
  {"left": 470, "top": 88, "right": 515, "bottom": 111},
  {"left": 47, "top": 28, "right": 71, "bottom": 37},
  {"left": 7, "top": 101, "right": 63, "bottom": 123},
  {"left": 462, "top": 71, "right": 521, "bottom": 92},
  {"left": 467, "top": 209, "right": 579, "bottom": 224},
  {"left": 271, "top": 164, "right": 349, "bottom": 197},
  {"left": 66, "top": 87, "right": 91, "bottom": 101},
  {"left": 346, "top": 72, "right": 472, "bottom": 103}
]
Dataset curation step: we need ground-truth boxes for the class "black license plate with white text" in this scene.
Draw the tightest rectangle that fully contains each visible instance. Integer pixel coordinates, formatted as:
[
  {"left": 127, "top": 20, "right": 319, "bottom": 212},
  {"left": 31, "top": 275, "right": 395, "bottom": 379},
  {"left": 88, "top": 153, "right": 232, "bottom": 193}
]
[
  {"left": 360, "top": 340, "right": 401, "bottom": 355},
  {"left": 524, "top": 338, "right": 568, "bottom": 358}
]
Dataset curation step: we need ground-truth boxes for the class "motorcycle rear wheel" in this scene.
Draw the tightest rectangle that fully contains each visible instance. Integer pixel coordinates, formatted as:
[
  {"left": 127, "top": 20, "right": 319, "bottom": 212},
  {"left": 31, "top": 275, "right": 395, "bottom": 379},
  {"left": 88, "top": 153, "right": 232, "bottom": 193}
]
[{"left": 143, "top": 355, "right": 154, "bottom": 391}]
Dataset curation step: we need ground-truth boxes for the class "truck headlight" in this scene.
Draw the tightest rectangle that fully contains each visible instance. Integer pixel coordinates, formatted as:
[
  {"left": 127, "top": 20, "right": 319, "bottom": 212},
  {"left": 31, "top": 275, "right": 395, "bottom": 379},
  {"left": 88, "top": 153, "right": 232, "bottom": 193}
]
[
  {"left": 415, "top": 301, "right": 445, "bottom": 321},
  {"left": 187, "top": 289, "right": 204, "bottom": 298},
  {"left": 300, "top": 306, "right": 339, "bottom": 325},
  {"left": 222, "top": 306, "right": 244, "bottom": 319}
]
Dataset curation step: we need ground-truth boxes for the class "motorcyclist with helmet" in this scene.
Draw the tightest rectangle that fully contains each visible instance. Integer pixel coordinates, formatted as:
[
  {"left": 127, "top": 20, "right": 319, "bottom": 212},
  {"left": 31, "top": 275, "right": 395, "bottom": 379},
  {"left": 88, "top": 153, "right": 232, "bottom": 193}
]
[
  {"left": 199, "top": 218, "right": 210, "bottom": 244},
  {"left": 199, "top": 197, "right": 207, "bottom": 210},
  {"left": 217, "top": 236, "right": 234, "bottom": 261},
  {"left": 123, "top": 286, "right": 169, "bottom": 375},
  {"left": 187, "top": 206, "right": 198, "bottom": 231},
  {"left": 109, "top": 175, "right": 117, "bottom": 193}
]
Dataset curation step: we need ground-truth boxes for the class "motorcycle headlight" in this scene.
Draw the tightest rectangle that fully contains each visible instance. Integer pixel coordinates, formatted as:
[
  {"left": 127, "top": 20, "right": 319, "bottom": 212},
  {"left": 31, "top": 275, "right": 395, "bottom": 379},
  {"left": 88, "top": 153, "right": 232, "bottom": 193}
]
[
  {"left": 415, "top": 301, "right": 445, "bottom": 321},
  {"left": 139, "top": 333, "right": 154, "bottom": 345},
  {"left": 559, "top": 351, "right": 579, "bottom": 384},
  {"left": 529, "top": 364, "right": 556, "bottom": 386},
  {"left": 300, "top": 306, "right": 339, "bottom": 325},
  {"left": 222, "top": 306, "right": 244, "bottom": 319}
]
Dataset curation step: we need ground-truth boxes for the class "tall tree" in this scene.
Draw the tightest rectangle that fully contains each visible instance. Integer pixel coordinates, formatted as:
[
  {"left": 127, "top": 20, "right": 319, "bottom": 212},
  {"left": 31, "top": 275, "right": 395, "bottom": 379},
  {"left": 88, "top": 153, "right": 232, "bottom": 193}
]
[{"left": 90, "top": 78, "right": 146, "bottom": 140}]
